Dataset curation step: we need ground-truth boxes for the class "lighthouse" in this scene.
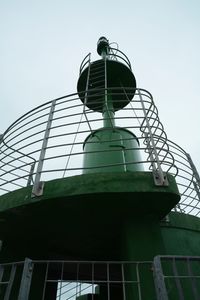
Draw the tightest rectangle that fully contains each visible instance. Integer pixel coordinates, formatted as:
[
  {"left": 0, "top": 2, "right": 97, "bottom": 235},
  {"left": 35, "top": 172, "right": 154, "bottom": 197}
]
[{"left": 0, "top": 37, "right": 200, "bottom": 299}]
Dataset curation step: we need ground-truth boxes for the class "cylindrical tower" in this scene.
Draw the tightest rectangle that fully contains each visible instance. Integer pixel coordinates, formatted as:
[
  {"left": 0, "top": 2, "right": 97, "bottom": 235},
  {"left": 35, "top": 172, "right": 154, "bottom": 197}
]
[
  {"left": 0, "top": 37, "right": 199, "bottom": 299},
  {"left": 78, "top": 37, "right": 142, "bottom": 174}
]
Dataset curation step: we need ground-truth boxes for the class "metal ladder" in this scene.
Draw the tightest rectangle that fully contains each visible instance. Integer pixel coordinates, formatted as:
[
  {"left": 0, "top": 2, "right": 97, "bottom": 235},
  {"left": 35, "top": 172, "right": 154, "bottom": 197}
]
[
  {"left": 87, "top": 59, "right": 106, "bottom": 90},
  {"left": 83, "top": 58, "right": 108, "bottom": 129}
]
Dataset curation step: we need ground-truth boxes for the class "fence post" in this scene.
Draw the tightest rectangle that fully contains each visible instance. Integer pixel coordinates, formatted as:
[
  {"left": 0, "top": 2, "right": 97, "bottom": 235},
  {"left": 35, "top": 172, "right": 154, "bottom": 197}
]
[
  {"left": 153, "top": 256, "right": 169, "bottom": 300},
  {"left": 27, "top": 162, "right": 35, "bottom": 187},
  {"left": 18, "top": 258, "right": 33, "bottom": 300},
  {"left": 186, "top": 153, "right": 200, "bottom": 200},
  {"left": 32, "top": 100, "right": 56, "bottom": 196}
]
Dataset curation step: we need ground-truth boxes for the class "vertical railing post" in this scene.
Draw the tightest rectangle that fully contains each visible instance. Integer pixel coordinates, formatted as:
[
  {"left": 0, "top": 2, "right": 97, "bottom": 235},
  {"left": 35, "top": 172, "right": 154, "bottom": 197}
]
[
  {"left": 18, "top": 258, "right": 33, "bottom": 300},
  {"left": 0, "top": 134, "right": 3, "bottom": 167},
  {"left": 0, "top": 134, "right": 3, "bottom": 145},
  {"left": 32, "top": 100, "right": 56, "bottom": 196},
  {"left": 4, "top": 264, "right": 16, "bottom": 300},
  {"left": 121, "top": 263, "right": 126, "bottom": 300},
  {"left": 27, "top": 162, "right": 35, "bottom": 187},
  {"left": 107, "top": 262, "right": 110, "bottom": 300},
  {"left": 0, "top": 135, "right": 3, "bottom": 175},
  {"left": 83, "top": 53, "right": 92, "bottom": 132},
  {"left": 153, "top": 256, "right": 169, "bottom": 300},
  {"left": 138, "top": 89, "right": 167, "bottom": 186},
  {"left": 186, "top": 153, "right": 200, "bottom": 200}
]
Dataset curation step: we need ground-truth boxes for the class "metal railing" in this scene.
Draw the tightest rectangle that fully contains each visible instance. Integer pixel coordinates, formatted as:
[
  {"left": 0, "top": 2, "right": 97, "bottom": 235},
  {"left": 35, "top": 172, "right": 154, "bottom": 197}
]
[
  {"left": 108, "top": 47, "right": 132, "bottom": 69},
  {"left": 79, "top": 53, "right": 91, "bottom": 75},
  {"left": 0, "top": 88, "right": 199, "bottom": 216},
  {"left": 80, "top": 47, "right": 132, "bottom": 75},
  {"left": 1, "top": 256, "right": 200, "bottom": 299},
  {"left": 0, "top": 259, "right": 154, "bottom": 300},
  {"left": 153, "top": 255, "right": 200, "bottom": 300}
]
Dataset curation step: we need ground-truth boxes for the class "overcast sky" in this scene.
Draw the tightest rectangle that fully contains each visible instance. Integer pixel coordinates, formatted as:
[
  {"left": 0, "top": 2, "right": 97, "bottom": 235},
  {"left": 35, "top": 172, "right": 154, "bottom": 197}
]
[{"left": 1, "top": 0, "right": 200, "bottom": 171}]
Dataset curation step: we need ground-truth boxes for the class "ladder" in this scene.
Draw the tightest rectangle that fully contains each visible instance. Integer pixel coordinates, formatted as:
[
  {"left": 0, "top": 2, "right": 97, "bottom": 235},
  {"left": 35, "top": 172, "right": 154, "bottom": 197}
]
[{"left": 84, "top": 58, "right": 107, "bottom": 113}]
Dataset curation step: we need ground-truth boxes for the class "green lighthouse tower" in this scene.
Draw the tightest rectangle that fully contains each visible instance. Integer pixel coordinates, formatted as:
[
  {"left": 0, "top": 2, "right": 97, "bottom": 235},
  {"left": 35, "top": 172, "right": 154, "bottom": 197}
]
[
  {"left": 78, "top": 37, "right": 142, "bottom": 174},
  {"left": 0, "top": 37, "right": 200, "bottom": 299}
]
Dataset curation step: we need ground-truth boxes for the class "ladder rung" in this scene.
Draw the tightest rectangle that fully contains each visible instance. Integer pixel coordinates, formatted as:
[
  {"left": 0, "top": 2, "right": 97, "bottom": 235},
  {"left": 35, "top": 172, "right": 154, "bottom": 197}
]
[
  {"left": 92, "top": 84, "right": 105, "bottom": 88},
  {"left": 90, "top": 65, "right": 105, "bottom": 71},
  {"left": 89, "top": 81, "right": 105, "bottom": 87},
  {"left": 89, "top": 78, "right": 105, "bottom": 84},
  {"left": 90, "top": 70, "right": 104, "bottom": 77},
  {"left": 91, "top": 85, "right": 105, "bottom": 89},
  {"left": 91, "top": 61, "right": 104, "bottom": 66},
  {"left": 89, "top": 77, "right": 104, "bottom": 82},
  {"left": 89, "top": 74, "right": 104, "bottom": 80}
]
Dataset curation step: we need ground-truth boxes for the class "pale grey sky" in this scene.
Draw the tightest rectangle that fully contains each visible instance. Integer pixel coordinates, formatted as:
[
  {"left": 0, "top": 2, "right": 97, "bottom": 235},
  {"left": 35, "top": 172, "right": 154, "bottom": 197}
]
[{"left": 1, "top": 0, "right": 200, "bottom": 171}]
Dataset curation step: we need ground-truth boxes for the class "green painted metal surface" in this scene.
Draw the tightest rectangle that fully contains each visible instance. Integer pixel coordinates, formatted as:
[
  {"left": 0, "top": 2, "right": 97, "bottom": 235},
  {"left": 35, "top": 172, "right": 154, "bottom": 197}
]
[
  {"left": 1, "top": 172, "right": 200, "bottom": 299},
  {"left": 77, "top": 60, "right": 136, "bottom": 112},
  {"left": 120, "top": 212, "right": 200, "bottom": 298},
  {"left": 0, "top": 172, "right": 179, "bottom": 262},
  {"left": 1, "top": 36, "right": 199, "bottom": 299},
  {"left": 83, "top": 128, "right": 143, "bottom": 174},
  {"left": 121, "top": 211, "right": 200, "bottom": 262},
  {"left": 102, "top": 93, "right": 115, "bottom": 128},
  {"left": 79, "top": 45, "right": 140, "bottom": 175},
  {"left": 161, "top": 212, "right": 200, "bottom": 256}
]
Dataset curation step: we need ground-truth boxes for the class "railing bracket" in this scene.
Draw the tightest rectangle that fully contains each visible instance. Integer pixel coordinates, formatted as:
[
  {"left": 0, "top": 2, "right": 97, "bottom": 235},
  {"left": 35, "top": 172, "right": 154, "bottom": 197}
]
[
  {"left": 153, "top": 172, "right": 169, "bottom": 186},
  {"left": 32, "top": 181, "right": 44, "bottom": 197}
]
